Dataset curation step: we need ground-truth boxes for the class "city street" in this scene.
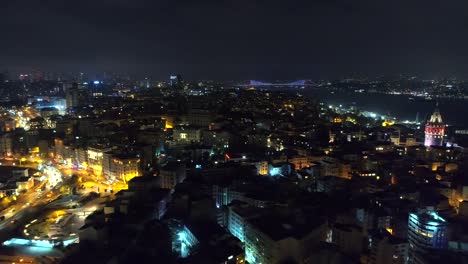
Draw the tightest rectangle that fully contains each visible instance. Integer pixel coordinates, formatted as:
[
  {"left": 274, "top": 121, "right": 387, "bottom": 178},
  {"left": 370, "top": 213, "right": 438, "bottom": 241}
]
[{"left": 0, "top": 117, "right": 131, "bottom": 263}]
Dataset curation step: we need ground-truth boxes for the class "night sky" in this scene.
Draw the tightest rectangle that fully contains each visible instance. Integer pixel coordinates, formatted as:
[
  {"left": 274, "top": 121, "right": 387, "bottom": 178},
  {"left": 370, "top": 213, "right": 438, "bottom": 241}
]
[{"left": 2, "top": 0, "right": 468, "bottom": 80}]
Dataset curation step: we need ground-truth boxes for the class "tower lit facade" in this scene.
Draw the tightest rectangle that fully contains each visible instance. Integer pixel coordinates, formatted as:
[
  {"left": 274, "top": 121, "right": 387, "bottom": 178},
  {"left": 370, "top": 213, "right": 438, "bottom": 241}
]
[{"left": 424, "top": 108, "right": 444, "bottom": 147}]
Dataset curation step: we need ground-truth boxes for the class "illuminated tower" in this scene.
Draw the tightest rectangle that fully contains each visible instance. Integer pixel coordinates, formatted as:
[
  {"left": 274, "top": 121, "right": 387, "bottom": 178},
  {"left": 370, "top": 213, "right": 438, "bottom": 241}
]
[{"left": 424, "top": 108, "right": 444, "bottom": 147}]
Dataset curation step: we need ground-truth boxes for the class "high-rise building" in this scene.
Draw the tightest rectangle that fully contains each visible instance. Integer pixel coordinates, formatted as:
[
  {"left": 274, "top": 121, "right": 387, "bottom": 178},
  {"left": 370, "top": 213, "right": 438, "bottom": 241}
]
[
  {"left": 19, "top": 73, "right": 29, "bottom": 82},
  {"left": 0, "top": 71, "right": 7, "bottom": 83},
  {"left": 78, "top": 72, "right": 85, "bottom": 83},
  {"left": 0, "top": 134, "right": 13, "bottom": 156},
  {"left": 65, "top": 83, "right": 80, "bottom": 109},
  {"left": 424, "top": 108, "right": 444, "bottom": 147},
  {"left": 408, "top": 209, "right": 448, "bottom": 263},
  {"left": 169, "top": 74, "right": 183, "bottom": 88}
]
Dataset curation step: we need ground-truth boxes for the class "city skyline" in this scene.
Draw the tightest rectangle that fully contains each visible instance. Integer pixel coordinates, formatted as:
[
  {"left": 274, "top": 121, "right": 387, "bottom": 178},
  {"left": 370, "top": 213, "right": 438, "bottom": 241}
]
[{"left": 1, "top": 1, "right": 468, "bottom": 263}]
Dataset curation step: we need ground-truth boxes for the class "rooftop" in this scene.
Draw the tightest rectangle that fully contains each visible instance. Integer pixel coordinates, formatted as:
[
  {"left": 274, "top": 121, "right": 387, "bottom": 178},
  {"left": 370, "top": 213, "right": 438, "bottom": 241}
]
[
  {"left": 410, "top": 209, "right": 447, "bottom": 225},
  {"left": 247, "top": 213, "right": 324, "bottom": 241}
]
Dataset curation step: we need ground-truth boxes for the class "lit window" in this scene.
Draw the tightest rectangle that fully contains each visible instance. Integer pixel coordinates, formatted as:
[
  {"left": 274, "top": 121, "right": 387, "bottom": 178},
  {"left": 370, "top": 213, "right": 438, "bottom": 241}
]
[{"left": 180, "top": 133, "right": 187, "bottom": 139}]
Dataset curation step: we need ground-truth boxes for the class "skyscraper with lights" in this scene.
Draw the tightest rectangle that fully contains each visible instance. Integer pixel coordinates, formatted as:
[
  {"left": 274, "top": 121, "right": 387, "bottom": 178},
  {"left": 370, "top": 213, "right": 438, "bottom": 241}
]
[{"left": 169, "top": 74, "right": 183, "bottom": 88}]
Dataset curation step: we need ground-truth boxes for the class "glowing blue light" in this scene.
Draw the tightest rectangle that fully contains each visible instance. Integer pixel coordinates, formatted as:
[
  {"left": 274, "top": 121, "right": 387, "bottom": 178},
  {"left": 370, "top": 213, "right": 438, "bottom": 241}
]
[
  {"left": 52, "top": 104, "right": 65, "bottom": 110},
  {"left": 426, "top": 222, "right": 439, "bottom": 230},
  {"left": 93, "top": 81, "right": 100, "bottom": 85},
  {"left": 270, "top": 167, "right": 281, "bottom": 176},
  {"left": 3, "top": 238, "right": 60, "bottom": 249},
  {"left": 195, "top": 164, "right": 202, "bottom": 169},
  {"left": 11, "top": 238, "right": 30, "bottom": 245},
  {"left": 430, "top": 212, "right": 446, "bottom": 222},
  {"left": 63, "top": 238, "right": 78, "bottom": 247},
  {"left": 2, "top": 238, "right": 41, "bottom": 247},
  {"left": 31, "top": 240, "right": 54, "bottom": 248},
  {"left": 28, "top": 246, "right": 53, "bottom": 253},
  {"left": 245, "top": 249, "right": 256, "bottom": 264},
  {"left": 178, "top": 232, "right": 186, "bottom": 241}
]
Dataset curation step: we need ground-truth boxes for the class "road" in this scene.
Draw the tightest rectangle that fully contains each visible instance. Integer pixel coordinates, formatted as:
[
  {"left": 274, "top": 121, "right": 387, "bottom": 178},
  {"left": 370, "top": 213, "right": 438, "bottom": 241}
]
[
  {"left": 0, "top": 205, "right": 49, "bottom": 243},
  {"left": 24, "top": 194, "right": 109, "bottom": 240},
  {"left": 0, "top": 154, "right": 127, "bottom": 250},
  {"left": 0, "top": 108, "right": 117, "bottom": 260},
  {"left": 0, "top": 182, "right": 44, "bottom": 223},
  {"left": 57, "top": 165, "right": 127, "bottom": 195},
  {"left": 0, "top": 158, "right": 38, "bottom": 169},
  {"left": 0, "top": 160, "right": 63, "bottom": 243}
]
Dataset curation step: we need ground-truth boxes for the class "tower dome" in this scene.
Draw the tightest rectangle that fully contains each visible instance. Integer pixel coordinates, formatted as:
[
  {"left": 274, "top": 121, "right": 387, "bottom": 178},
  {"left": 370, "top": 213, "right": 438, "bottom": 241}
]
[{"left": 429, "top": 108, "right": 443, "bottom": 123}]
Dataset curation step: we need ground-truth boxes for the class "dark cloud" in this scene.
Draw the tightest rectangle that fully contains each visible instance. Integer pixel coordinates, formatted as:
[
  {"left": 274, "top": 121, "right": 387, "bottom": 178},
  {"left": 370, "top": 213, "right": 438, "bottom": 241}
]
[{"left": 1, "top": 0, "right": 468, "bottom": 79}]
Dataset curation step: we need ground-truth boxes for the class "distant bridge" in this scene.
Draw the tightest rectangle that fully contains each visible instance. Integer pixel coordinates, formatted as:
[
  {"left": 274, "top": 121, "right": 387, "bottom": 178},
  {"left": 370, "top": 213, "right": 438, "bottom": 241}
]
[{"left": 248, "top": 80, "right": 311, "bottom": 86}]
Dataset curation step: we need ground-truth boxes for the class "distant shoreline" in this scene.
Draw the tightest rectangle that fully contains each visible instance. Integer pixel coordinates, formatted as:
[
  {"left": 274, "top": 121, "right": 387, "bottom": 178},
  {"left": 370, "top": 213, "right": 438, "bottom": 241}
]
[{"left": 305, "top": 89, "right": 468, "bottom": 127}]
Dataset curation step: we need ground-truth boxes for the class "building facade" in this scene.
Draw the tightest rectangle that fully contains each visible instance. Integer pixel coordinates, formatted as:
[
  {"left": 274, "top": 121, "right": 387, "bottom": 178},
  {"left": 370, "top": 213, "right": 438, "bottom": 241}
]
[
  {"left": 408, "top": 209, "right": 448, "bottom": 263},
  {"left": 159, "top": 162, "right": 186, "bottom": 190},
  {"left": 109, "top": 155, "right": 141, "bottom": 183},
  {"left": 244, "top": 217, "right": 326, "bottom": 264},
  {"left": 87, "top": 146, "right": 112, "bottom": 176}
]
